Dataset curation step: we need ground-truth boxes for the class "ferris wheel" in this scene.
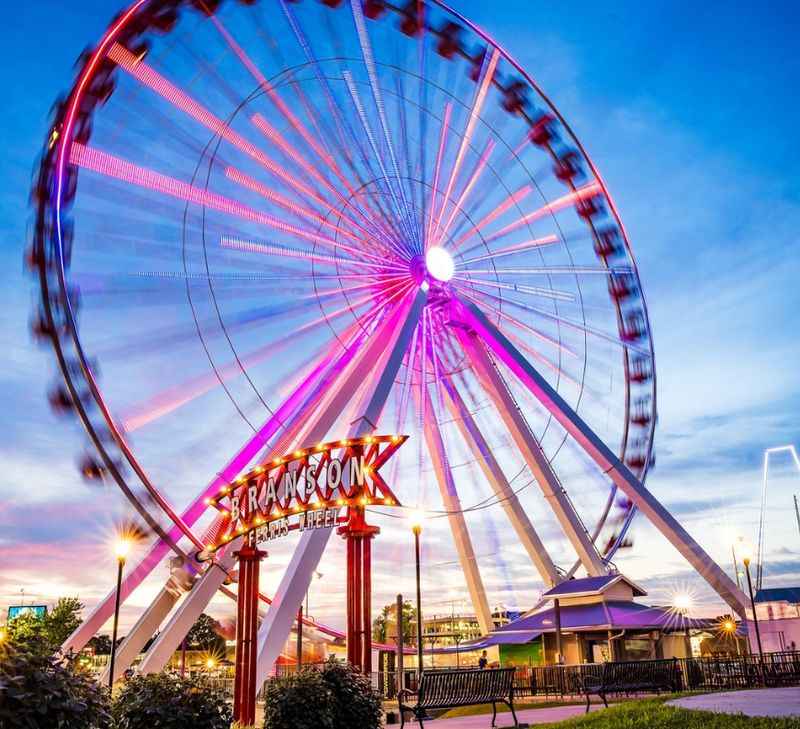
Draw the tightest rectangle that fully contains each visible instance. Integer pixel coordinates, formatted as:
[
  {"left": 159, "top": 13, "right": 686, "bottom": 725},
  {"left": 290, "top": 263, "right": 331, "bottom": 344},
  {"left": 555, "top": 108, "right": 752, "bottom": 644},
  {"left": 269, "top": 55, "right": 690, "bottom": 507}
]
[{"left": 29, "top": 0, "right": 742, "bottom": 681}]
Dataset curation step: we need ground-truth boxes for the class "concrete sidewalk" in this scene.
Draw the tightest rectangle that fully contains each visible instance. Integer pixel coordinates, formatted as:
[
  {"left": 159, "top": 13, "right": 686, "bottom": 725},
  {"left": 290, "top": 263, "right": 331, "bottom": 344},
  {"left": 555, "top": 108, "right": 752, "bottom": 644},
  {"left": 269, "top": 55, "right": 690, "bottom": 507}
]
[
  {"left": 668, "top": 687, "right": 800, "bottom": 717},
  {"left": 402, "top": 703, "right": 603, "bottom": 728}
]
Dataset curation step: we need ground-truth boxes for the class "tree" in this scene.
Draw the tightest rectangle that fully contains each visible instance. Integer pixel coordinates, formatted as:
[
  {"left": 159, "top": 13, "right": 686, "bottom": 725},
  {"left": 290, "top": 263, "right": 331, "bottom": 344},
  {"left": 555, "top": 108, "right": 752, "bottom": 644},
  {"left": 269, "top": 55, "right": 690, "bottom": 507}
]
[
  {"left": 185, "top": 613, "right": 225, "bottom": 652},
  {"left": 7, "top": 597, "right": 84, "bottom": 655},
  {"left": 45, "top": 597, "right": 83, "bottom": 648},
  {"left": 0, "top": 648, "right": 110, "bottom": 728},
  {"left": 88, "top": 634, "right": 113, "bottom": 655},
  {"left": 372, "top": 600, "right": 417, "bottom": 644}
]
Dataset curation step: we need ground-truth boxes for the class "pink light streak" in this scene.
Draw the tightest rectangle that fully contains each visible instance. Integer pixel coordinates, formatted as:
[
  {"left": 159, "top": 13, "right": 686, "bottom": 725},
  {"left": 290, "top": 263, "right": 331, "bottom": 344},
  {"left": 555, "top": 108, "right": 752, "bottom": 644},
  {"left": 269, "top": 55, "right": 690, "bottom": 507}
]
[
  {"left": 485, "top": 182, "right": 602, "bottom": 243},
  {"left": 434, "top": 139, "right": 495, "bottom": 247},
  {"left": 432, "top": 49, "right": 501, "bottom": 245},
  {"left": 455, "top": 288, "right": 578, "bottom": 357},
  {"left": 108, "top": 44, "right": 338, "bottom": 216},
  {"left": 449, "top": 184, "right": 533, "bottom": 252},
  {"left": 220, "top": 236, "right": 407, "bottom": 274},
  {"left": 460, "top": 234, "right": 560, "bottom": 264},
  {"left": 70, "top": 143, "right": 350, "bottom": 253},
  {"left": 426, "top": 102, "right": 454, "bottom": 250}
]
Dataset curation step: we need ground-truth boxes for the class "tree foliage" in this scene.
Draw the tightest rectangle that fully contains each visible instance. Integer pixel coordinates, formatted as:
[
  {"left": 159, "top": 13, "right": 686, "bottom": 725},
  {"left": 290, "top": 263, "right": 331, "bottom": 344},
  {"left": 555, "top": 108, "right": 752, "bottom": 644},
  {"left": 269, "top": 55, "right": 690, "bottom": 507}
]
[
  {"left": 263, "top": 668, "right": 334, "bottom": 729},
  {"left": 111, "top": 673, "right": 232, "bottom": 729},
  {"left": 263, "top": 658, "right": 382, "bottom": 729},
  {"left": 88, "top": 634, "right": 113, "bottom": 655},
  {"left": 372, "top": 600, "right": 418, "bottom": 644},
  {"left": 320, "top": 659, "right": 382, "bottom": 729},
  {"left": 185, "top": 613, "right": 225, "bottom": 652},
  {"left": 46, "top": 597, "right": 84, "bottom": 647},
  {"left": 7, "top": 597, "right": 84, "bottom": 655},
  {"left": 0, "top": 648, "right": 111, "bottom": 728}
]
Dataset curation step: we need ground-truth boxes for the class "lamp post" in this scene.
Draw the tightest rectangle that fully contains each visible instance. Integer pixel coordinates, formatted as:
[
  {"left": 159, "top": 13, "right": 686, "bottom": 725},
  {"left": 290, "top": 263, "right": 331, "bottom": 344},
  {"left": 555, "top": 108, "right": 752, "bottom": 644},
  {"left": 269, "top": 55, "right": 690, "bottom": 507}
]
[
  {"left": 410, "top": 511, "right": 424, "bottom": 676},
  {"left": 673, "top": 592, "right": 693, "bottom": 659},
  {"left": 738, "top": 542, "right": 764, "bottom": 661},
  {"left": 108, "top": 537, "right": 131, "bottom": 689}
]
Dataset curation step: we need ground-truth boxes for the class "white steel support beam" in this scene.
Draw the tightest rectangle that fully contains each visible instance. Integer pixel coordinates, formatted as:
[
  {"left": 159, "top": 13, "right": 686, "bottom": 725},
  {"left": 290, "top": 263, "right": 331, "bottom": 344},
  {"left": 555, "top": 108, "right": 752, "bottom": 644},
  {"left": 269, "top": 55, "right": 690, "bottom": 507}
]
[
  {"left": 441, "top": 376, "right": 560, "bottom": 588},
  {"left": 100, "top": 560, "right": 194, "bottom": 682},
  {"left": 137, "top": 556, "right": 236, "bottom": 674},
  {"left": 418, "top": 389, "right": 494, "bottom": 635},
  {"left": 254, "top": 287, "right": 428, "bottom": 686},
  {"left": 458, "top": 326, "right": 607, "bottom": 577},
  {"left": 61, "top": 343, "right": 340, "bottom": 656},
  {"left": 135, "top": 292, "right": 425, "bottom": 674},
  {"left": 457, "top": 299, "right": 749, "bottom": 617}
]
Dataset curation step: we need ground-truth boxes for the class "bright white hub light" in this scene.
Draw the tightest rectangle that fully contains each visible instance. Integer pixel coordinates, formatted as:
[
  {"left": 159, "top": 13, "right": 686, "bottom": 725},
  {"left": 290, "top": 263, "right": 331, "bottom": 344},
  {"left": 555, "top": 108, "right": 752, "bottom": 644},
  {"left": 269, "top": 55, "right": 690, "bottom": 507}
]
[{"left": 425, "top": 246, "right": 455, "bottom": 282}]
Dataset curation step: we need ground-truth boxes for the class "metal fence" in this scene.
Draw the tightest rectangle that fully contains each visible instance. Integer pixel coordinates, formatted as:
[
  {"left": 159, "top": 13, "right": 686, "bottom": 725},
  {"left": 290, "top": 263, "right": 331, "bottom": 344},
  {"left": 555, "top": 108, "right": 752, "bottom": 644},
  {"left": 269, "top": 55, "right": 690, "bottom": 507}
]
[
  {"left": 205, "top": 651, "right": 800, "bottom": 702},
  {"left": 521, "top": 651, "right": 800, "bottom": 698}
]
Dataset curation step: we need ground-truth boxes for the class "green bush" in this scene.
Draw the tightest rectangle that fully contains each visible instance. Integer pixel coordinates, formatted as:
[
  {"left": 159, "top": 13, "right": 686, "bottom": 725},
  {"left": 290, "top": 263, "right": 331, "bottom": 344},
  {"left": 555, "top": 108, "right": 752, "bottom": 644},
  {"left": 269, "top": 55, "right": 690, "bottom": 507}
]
[
  {"left": 0, "top": 648, "right": 111, "bottom": 728},
  {"left": 320, "top": 660, "right": 382, "bottom": 729},
  {"left": 263, "top": 668, "right": 334, "bottom": 729},
  {"left": 111, "top": 673, "right": 232, "bottom": 729},
  {"left": 263, "top": 659, "right": 382, "bottom": 729}
]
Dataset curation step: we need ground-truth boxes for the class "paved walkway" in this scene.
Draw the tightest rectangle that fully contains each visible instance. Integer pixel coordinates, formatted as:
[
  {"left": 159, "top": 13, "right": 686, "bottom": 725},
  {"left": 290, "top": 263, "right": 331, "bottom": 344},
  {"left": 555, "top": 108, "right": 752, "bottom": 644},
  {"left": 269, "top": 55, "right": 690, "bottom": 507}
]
[
  {"left": 668, "top": 687, "right": 800, "bottom": 718},
  {"left": 405, "top": 703, "right": 602, "bottom": 728}
]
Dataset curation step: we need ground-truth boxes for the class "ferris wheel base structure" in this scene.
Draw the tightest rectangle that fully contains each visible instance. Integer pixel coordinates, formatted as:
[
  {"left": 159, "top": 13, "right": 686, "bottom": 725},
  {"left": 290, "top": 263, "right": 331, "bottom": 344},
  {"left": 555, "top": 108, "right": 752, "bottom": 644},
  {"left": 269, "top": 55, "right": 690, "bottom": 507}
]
[
  {"left": 455, "top": 300, "right": 748, "bottom": 618},
  {"left": 71, "top": 290, "right": 746, "bottom": 684}
]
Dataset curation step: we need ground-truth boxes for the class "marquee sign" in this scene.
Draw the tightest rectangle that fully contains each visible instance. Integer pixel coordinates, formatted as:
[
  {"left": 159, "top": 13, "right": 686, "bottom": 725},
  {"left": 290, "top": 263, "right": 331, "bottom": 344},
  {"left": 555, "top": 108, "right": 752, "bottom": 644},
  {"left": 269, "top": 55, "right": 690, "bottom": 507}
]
[{"left": 204, "top": 434, "right": 407, "bottom": 552}]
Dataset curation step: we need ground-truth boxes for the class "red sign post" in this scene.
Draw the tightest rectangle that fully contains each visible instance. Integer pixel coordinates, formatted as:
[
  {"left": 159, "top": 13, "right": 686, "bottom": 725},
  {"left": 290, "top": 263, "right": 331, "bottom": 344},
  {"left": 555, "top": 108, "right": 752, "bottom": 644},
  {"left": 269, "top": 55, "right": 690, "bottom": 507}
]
[{"left": 205, "top": 435, "right": 407, "bottom": 724}]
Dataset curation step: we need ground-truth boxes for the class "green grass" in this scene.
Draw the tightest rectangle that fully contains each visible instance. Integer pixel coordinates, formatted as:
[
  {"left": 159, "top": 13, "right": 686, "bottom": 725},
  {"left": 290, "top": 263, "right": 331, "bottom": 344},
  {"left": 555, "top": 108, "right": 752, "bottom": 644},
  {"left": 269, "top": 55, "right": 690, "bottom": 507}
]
[{"left": 537, "top": 698, "right": 800, "bottom": 729}]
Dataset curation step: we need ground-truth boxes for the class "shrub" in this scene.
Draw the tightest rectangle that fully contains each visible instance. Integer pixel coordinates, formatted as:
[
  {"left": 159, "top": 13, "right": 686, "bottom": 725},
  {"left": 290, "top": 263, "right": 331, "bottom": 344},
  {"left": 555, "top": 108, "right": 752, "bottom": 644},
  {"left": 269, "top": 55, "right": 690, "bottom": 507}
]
[
  {"left": 263, "top": 659, "right": 383, "bottom": 729},
  {"left": 263, "top": 668, "right": 334, "bottom": 729},
  {"left": 320, "top": 659, "right": 382, "bottom": 729},
  {"left": 0, "top": 648, "right": 111, "bottom": 728},
  {"left": 111, "top": 672, "right": 232, "bottom": 729}
]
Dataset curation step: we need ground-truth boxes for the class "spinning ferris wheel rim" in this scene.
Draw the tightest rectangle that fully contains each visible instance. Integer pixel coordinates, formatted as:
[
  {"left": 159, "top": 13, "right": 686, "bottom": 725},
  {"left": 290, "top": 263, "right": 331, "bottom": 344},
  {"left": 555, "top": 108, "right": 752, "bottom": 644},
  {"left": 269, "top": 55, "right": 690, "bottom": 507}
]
[{"left": 32, "top": 0, "right": 657, "bottom": 621}]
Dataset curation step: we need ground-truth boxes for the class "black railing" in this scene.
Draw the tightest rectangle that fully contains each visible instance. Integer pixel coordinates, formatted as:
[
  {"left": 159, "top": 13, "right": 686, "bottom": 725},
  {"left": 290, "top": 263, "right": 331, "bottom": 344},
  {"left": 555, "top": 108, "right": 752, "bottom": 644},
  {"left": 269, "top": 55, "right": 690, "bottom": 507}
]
[
  {"left": 214, "top": 651, "right": 800, "bottom": 702},
  {"left": 523, "top": 651, "right": 800, "bottom": 698}
]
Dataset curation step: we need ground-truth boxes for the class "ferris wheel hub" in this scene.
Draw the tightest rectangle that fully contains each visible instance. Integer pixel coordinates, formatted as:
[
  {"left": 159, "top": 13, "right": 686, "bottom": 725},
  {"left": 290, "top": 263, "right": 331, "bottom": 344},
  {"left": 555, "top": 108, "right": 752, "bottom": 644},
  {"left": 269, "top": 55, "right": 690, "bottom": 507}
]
[{"left": 425, "top": 246, "right": 455, "bottom": 282}]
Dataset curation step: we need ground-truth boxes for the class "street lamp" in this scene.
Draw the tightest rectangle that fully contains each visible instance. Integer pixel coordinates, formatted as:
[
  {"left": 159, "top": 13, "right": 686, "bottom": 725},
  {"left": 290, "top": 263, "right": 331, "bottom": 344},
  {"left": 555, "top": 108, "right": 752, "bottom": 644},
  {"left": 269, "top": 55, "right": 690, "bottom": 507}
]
[
  {"left": 410, "top": 510, "right": 425, "bottom": 676},
  {"left": 672, "top": 592, "right": 693, "bottom": 658},
  {"left": 108, "top": 537, "right": 131, "bottom": 689},
  {"left": 737, "top": 541, "right": 764, "bottom": 661}
]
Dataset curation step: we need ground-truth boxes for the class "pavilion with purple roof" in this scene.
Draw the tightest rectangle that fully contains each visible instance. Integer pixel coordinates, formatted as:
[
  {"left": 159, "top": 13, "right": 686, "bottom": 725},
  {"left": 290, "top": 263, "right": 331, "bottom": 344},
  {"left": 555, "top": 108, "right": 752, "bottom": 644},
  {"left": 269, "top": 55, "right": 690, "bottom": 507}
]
[{"left": 430, "top": 575, "right": 727, "bottom": 667}]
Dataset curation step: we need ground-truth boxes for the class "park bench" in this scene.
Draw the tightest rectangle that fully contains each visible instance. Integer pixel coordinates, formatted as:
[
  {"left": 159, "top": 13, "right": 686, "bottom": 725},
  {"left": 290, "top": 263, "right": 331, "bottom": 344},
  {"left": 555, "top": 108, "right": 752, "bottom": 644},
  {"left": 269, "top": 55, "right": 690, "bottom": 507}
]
[
  {"left": 398, "top": 668, "right": 519, "bottom": 728},
  {"left": 763, "top": 653, "right": 800, "bottom": 686},
  {"left": 575, "top": 658, "right": 680, "bottom": 712}
]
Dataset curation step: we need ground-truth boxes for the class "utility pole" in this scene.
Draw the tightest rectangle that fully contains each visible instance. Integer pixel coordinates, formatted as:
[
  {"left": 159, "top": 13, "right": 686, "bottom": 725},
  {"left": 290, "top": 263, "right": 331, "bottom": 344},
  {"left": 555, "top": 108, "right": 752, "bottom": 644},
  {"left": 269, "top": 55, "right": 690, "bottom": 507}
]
[{"left": 794, "top": 494, "right": 800, "bottom": 540}]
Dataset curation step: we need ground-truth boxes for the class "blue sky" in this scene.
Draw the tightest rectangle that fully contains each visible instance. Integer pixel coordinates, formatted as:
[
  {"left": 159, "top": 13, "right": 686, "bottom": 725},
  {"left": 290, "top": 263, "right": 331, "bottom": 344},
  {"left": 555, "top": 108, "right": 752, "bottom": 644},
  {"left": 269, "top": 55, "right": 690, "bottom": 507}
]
[{"left": 0, "top": 0, "right": 798, "bottom": 631}]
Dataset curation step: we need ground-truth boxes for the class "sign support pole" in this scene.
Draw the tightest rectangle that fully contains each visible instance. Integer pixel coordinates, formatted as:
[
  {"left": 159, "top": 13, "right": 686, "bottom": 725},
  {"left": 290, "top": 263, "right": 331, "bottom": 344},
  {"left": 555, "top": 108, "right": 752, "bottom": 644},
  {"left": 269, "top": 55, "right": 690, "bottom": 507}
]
[
  {"left": 233, "top": 541, "right": 266, "bottom": 726},
  {"left": 340, "top": 507, "right": 378, "bottom": 674}
]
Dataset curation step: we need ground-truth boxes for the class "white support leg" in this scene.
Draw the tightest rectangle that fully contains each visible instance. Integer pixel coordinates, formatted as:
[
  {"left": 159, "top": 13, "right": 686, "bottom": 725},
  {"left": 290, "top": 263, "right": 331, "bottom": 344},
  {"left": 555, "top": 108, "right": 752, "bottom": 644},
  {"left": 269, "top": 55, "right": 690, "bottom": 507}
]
[
  {"left": 137, "top": 556, "right": 237, "bottom": 674},
  {"left": 457, "top": 327, "right": 608, "bottom": 577},
  {"left": 133, "top": 301, "right": 414, "bottom": 674},
  {"left": 418, "top": 389, "right": 495, "bottom": 635},
  {"left": 441, "top": 376, "right": 560, "bottom": 588},
  {"left": 61, "top": 344, "right": 338, "bottom": 656},
  {"left": 254, "top": 288, "right": 428, "bottom": 686},
  {"left": 99, "top": 560, "right": 194, "bottom": 682},
  {"left": 457, "top": 299, "right": 749, "bottom": 617}
]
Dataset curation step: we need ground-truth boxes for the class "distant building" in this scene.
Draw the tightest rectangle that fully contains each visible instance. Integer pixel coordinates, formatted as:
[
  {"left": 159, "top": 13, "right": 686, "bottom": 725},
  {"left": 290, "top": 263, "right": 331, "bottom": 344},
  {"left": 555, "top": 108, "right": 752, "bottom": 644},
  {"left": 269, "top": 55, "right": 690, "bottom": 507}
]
[
  {"left": 751, "top": 587, "right": 800, "bottom": 653},
  {"left": 423, "top": 609, "right": 521, "bottom": 648}
]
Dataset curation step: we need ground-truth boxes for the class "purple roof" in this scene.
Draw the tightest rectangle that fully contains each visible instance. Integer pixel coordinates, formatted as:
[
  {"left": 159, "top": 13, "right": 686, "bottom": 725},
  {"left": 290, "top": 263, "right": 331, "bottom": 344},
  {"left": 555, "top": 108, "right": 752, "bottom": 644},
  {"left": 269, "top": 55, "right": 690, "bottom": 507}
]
[
  {"left": 492, "top": 600, "right": 715, "bottom": 639},
  {"left": 542, "top": 575, "right": 646, "bottom": 599}
]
